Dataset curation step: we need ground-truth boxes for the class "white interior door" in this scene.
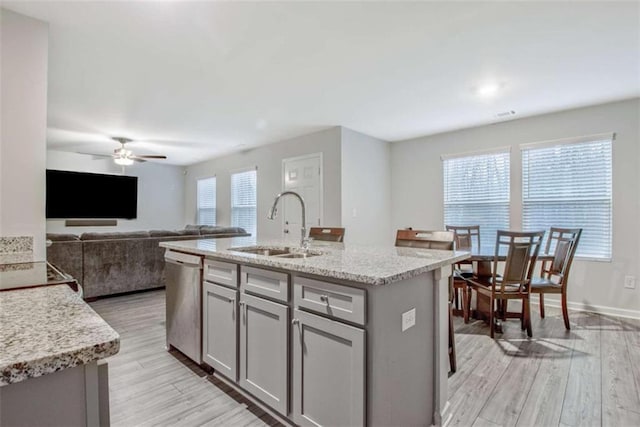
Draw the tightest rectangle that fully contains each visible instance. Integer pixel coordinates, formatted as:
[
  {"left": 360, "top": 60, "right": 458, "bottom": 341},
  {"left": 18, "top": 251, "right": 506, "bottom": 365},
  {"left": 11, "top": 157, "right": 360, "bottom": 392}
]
[{"left": 282, "top": 154, "right": 322, "bottom": 243}]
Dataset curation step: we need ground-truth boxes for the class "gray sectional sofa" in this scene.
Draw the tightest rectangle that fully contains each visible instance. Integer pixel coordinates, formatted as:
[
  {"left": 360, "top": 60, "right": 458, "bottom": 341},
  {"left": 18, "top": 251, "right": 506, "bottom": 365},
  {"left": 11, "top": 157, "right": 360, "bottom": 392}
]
[{"left": 46, "top": 226, "right": 248, "bottom": 299}]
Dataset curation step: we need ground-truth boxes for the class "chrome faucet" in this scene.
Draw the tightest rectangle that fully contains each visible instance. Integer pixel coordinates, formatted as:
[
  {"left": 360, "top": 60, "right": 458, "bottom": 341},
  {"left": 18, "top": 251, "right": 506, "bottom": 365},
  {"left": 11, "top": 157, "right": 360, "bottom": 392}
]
[{"left": 268, "top": 191, "right": 309, "bottom": 249}]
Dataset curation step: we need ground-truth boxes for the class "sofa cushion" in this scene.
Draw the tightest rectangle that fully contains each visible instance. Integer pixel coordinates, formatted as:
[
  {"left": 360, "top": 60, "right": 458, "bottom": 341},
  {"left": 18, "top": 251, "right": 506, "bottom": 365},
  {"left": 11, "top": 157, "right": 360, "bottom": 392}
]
[
  {"left": 199, "top": 226, "right": 247, "bottom": 235},
  {"left": 149, "top": 230, "right": 181, "bottom": 237},
  {"left": 185, "top": 224, "right": 202, "bottom": 231},
  {"left": 177, "top": 229, "right": 201, "bottom": 236},
  {"left": 80, "top": 231, "right": 151, "bottom": 240}
]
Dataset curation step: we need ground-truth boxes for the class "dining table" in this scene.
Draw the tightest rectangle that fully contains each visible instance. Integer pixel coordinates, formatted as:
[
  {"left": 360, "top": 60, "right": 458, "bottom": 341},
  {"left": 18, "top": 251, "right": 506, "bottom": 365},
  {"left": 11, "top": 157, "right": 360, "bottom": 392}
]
[{"left": 457, "top": 246, "right": 554, "bottom": 332}]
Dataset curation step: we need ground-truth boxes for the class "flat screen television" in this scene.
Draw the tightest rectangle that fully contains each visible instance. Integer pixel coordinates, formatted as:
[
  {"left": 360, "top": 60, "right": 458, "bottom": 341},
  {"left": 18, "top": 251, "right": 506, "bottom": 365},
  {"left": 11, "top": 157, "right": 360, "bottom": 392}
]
[{"left": 46, "top": 169, "right": 138, "bottom": 219}]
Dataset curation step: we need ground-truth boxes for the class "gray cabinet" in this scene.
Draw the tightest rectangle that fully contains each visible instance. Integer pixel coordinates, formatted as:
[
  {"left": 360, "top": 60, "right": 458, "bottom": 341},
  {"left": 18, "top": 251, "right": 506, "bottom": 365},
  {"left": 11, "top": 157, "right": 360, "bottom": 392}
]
[
  {"left": 292, "top": 308, "right": 366, "bottom": 427},
  {"left": 239, "top": 293, "right": 289, "bottom": 415},
  {"left": 202, "top": 281, "right": 238, "bottom": 381}
]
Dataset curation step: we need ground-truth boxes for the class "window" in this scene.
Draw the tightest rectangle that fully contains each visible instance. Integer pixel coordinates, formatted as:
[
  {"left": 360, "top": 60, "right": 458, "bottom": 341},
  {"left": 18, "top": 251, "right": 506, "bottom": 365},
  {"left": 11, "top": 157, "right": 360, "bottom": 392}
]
[
  {"left": 231, "top": 169, "right": 257, "bottom": 245},
  {"left": 197, "top": 177, "right": 216, "bottom": 226},
  {"left": 522, "top": 134, "right": 613, "bottom": 259},
  {"left": 443, "top": 150, "right": 510, "bottom": 249}
]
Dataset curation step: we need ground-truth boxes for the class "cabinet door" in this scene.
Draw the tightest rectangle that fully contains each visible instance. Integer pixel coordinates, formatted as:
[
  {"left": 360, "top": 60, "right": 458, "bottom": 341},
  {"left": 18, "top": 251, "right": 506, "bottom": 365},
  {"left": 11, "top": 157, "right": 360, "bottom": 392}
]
[
  {"left": 292, "top": 309, "right": 365, "bottom": 427},
  {"left": 239, "top": 293, "right": 289, "bottom": 415},
  {"left": 202, "top": 282, "right": 238, "bottom": 381}
]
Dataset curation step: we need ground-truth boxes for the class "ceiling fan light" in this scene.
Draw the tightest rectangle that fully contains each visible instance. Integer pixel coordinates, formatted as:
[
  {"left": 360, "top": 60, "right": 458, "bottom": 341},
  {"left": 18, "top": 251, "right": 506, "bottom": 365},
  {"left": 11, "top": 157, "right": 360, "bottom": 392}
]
[{"left": 114, "top": 157, "right": 133, "bottom": 166}]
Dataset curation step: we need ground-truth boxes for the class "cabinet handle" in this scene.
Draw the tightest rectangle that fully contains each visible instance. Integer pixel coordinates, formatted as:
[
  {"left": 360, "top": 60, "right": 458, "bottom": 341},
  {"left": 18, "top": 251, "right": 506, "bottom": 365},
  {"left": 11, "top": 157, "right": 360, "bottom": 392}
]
[
  {"left": 320, "top": 294, "right": 329, "bottom": 303},
  {"left": 291, "top": 318, "right": 300, "bottom": 325},
  {"left": 239, "top": 301, "right": 246, "bottom": 307},
  {"left": 229, "top": 298, "right": 235, "bottom": 303}
]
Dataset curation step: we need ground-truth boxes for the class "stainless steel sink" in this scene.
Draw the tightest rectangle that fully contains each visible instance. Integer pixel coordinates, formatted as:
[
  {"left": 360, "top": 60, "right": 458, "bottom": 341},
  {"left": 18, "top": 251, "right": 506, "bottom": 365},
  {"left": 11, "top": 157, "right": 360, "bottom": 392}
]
[
  {"left": 230, "top": 247, "right": 291, "bottom": 256},
  {"left": 274, "top": 252, "right": 320, "bottom": 259},
  {"left": 229, "top": 246, "right": 321, "bottom": 259}
]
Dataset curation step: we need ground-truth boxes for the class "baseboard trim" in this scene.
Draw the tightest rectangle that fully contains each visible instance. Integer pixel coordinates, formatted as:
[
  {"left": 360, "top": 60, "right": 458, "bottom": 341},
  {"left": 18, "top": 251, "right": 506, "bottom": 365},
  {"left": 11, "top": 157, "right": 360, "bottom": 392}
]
[{"left": 530, "top": 295, "right": 640, "bottom": 320}]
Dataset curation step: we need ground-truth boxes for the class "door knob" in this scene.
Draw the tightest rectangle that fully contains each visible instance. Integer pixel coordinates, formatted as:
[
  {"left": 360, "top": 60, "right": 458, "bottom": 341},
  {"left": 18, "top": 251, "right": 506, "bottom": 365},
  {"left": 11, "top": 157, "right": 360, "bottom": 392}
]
[{"left": 291, "top": 318, "right": 300, "bottom": 325}]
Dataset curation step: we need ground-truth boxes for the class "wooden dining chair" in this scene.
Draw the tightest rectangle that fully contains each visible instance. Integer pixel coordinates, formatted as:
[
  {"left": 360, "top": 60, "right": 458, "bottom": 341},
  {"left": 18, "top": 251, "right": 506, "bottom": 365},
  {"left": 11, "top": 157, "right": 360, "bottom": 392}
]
[
  {"left": 467, "top": 230, "right": 544, "bottom": 338},
  {"left": 394, "top": 229, "right": 458, "bottom": 372},
  {"left": 531, "top": 227, "right": 582, "bottom": 330},
  {"left": 308, "top": 227, "right": 345, "bottom": 242},
  {"left": 445, "top": 225, "right": 480, "bottom": 323}
]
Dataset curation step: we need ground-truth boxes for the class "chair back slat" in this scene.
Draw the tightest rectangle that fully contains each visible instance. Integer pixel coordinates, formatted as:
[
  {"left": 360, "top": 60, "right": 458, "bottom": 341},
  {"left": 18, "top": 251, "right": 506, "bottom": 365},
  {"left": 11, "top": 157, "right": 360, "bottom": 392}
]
[
  {"left": 395, "top": 229, "right": 454, "bottom": 250},
  {"left": 504, "top": 244, "right": 533, "bottom": 282}
]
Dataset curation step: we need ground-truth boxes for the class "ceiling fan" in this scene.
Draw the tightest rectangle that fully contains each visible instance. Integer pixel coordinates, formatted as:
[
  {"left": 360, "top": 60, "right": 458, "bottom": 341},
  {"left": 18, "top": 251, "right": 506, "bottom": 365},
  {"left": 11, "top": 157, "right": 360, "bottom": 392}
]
[{"left": 83, "top": 137, "right": 168, "bottom": 165}]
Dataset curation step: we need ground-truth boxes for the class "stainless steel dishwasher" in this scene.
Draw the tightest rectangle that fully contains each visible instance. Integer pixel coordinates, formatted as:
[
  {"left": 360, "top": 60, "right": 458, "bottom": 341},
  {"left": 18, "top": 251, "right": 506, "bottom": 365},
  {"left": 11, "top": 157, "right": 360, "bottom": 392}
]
[{"left": 165, "top": 249, "right": 203, "bottom": 364}]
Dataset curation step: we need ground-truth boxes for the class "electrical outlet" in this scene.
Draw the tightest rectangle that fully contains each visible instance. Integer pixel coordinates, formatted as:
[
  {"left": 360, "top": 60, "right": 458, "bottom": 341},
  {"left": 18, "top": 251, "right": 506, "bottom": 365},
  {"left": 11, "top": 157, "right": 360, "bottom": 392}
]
[
  {"left": 624, "top": 275, "right": 636, "bottom": 289},
  {"left": 402, "top": 308, "right": 416, "bottom": 332}
]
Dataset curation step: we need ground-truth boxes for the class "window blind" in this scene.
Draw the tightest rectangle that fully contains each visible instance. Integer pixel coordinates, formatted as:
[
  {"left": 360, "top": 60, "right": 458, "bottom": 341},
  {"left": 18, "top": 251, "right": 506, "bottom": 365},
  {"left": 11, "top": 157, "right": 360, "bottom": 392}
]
[
  {"left": 197, "top": 177, "right": 216, "bottom": 226},
  {"left": 443, "top": 150, "right": 510, "bottom": 249},
  {"left": 522, "top": 136, "right": 612, "bottom": 259},
  {"left": 231, "top": 169, "right": 257, "bottom": 245}
]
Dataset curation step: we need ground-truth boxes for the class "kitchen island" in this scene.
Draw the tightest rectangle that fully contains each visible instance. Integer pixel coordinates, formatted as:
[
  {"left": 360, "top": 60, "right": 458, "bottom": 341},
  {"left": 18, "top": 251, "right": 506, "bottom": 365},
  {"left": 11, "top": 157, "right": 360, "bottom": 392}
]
[
  {"left": 160, "top": 238, "right": 468, "bottom": 427},
  {"left": 0, "top": 281, "right": 119, "bottom": 426}
]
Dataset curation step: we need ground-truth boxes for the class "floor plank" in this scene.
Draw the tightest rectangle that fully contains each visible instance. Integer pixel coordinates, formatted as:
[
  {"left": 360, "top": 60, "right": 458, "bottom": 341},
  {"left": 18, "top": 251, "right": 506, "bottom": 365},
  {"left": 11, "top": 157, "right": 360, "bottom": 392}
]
[
  {"left": 559, "top": 312, "right": 602, "bottom": 427},
  {"left": 600, "top": 315, "right": 640, "bottom": 427},
  {"left": 515, "top": 312, "right": 577, "bottom": 427}
]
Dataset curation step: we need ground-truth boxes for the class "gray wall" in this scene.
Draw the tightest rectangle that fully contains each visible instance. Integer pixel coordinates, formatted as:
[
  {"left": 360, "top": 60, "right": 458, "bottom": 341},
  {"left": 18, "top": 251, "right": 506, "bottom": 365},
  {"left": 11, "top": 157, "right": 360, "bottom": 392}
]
[
  {"left": 390, "top": 98, "right": 640, "bottom": 316},
  {"left": 0, "top": 9, "right": 48, "bottom": 261},
  {"left": 341, "top": 128, "right": 392, "bottom": 245},
  {"left": 46, "top": 151, "right": 186, "bottom": 233},
  {"left": 184, "top": 127, "right": 342, "bottom": 241}
]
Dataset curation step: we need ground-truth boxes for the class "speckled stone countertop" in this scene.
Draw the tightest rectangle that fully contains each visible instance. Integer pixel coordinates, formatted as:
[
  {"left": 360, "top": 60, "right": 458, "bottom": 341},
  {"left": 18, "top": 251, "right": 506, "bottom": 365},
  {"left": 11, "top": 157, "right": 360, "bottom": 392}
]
[
  {"left": 160, "top": 239, "right": 470, "bottom": 286},
  {"left": 0, "top": 285, "right": 120, "bottom": 386}
]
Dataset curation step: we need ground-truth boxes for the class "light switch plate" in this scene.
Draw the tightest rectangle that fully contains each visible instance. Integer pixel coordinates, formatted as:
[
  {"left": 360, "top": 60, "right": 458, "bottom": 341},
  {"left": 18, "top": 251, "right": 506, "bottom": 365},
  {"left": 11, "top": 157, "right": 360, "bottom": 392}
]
[
  {"left": 402, "top": 308, "right": 416, "bottom": 332},
  {"left": 624, "top": 275, "right": 636, "bottom": 289}
]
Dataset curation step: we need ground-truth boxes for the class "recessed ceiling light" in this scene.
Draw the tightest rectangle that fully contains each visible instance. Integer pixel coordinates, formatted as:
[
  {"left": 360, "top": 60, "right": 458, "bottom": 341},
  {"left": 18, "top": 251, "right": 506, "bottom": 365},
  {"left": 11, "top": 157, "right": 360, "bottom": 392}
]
[
  {"left": 256, "top": 119, "right": 268, "bottom": 130},
  {"left": 476, "top": 82, "right": 502, "bottom": 98}
]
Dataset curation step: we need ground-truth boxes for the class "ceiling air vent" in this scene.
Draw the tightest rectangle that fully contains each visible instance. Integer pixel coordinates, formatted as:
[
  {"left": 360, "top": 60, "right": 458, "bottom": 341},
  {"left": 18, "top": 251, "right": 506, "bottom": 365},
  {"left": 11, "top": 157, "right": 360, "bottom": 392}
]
[{"left": 495, "top": 110, "right": 516, "bottom": 118}]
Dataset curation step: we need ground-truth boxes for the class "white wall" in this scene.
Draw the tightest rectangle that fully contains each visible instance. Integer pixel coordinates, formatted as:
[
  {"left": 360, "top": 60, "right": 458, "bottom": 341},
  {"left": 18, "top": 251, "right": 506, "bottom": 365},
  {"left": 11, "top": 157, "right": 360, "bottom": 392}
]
[
  {"left": 341, "top": 127, "right": 392, "bottom": 245},
  {"left": 184, "top": 127, "right": 342, "bottom": 241},
  {"left": 0, "top": 9, "right": 48, "bottom": 261},
  {"left": 391, "top": 98, "right": 640, "bottom": 316},
  {"left": 46, "top": 151, "right": 185, "bottom": 234}
]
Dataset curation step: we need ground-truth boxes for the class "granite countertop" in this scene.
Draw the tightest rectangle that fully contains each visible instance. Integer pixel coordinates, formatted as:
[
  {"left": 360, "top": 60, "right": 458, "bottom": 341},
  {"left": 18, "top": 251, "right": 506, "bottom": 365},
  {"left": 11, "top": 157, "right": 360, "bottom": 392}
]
[
  {"left": 0, "top": 285, "right": 120, "bottom": 386},
  {"left": 160, "top": 239, "right": 470, "bottom": 286}
]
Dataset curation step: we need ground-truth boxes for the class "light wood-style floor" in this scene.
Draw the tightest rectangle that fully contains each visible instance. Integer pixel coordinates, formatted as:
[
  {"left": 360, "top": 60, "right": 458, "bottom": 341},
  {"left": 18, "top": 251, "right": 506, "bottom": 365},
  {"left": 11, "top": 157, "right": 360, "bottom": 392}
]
[{"left": 91, "top": 290, "right": 640, "bottom": 427}]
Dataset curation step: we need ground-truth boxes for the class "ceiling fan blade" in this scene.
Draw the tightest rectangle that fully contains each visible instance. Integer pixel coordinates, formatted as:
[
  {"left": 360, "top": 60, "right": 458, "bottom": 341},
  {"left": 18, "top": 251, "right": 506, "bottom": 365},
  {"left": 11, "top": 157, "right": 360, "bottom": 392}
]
[
  {"left": 133, "top": 155, "right": 167, "bottom": 159},
  {"left": 76, "top": 152, "right": 115, "bottom": 159}
]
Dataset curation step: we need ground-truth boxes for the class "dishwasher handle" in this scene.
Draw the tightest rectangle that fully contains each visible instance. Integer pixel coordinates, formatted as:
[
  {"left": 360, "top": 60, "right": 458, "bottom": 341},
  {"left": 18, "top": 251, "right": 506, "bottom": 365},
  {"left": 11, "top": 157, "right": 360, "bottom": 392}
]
[
  {"left": 165, "top": 258, "right": 201, "bottom": 268},
  {"left": 164, "top": 250, "right": 202, "bottom": 268}
]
